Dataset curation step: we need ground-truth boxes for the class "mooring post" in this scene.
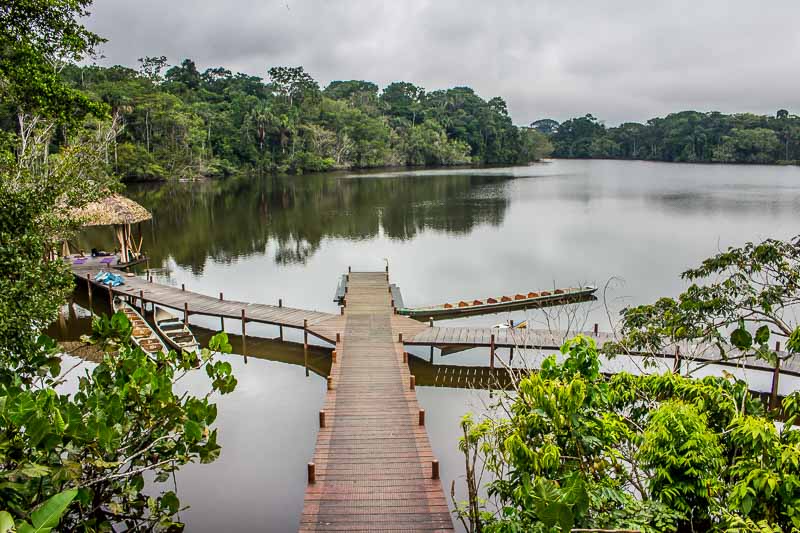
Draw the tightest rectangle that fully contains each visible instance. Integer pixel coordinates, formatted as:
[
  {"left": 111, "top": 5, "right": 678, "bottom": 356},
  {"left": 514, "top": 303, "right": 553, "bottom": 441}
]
[
  {"left": 593, "top": 323, "right": 599, "bottom": 336},
  {"left": 419, "top": 409, "right": 425, "bottom": 426},
  {"left": 410, "top": 375, "right": 415, "bottom": 390},
  {"left": 181, "top": 283, "right": 185, "bottom": 292},
  {"left": 490, "top": 334, "right": 496, "bottom": 370},
  {"left": 86, "top": 274, "right": 93, "bottom": 313},
  {"left": 432, "top": 459, "right": 439, "bottom": 480},
  {"left": 241, "top": 309, "right": 247, "bottom": 362},
  {"left": 332, "top": 350, "right": 337, "bottom": 363},
  {"left": 403, "top": 351, "right": 408, "bottom": 363},
  {"left": 327, "top": 376, "right": 333, "bottom": 390},
  {"left": 398, "top": 332, "right": 403, "bottom": 343},
  {"left": 771, "top": 341, "right": 782, "bottom": 410},
  {"left": 307, "top": 462, "right": 316, "bottom": 484},
  {"left": 429, "top": 317, "right": 433, "bottom": 327},
  {"left": 219, "top": 292, "right": 223, "bottom": 300},
  {"left": 319, "top": 410, "right": 326, "bottom": 428},
  {"left": 348, "top": 265, "right": 351, "bottom": 273},
  {"left": 183, "top": 302, "right": 189, "bottom": 326},
  {"left": 673, "top": 345, "right": 681, "bottom": 374},
  {"left": 336, "top": 332, "right": 341, "bottom": 344},
  {"left": 279, "top": 298, "right": 282, "bottom": 308}
]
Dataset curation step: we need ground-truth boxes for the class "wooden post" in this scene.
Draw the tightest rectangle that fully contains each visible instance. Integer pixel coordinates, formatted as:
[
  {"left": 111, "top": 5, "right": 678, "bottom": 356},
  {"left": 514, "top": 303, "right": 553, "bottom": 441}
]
[
  {"left": 307, "top": 463, "right": 316, "bottom": 484},
  {"left": 419, "top": 409, "right": 425, "bottom": 426},
  {"left": 219, "top": 292, "right": 223, "bottom": 300},
  {"left": 429, "top": 317, "right": 433, "bottom": 327},
  {"left": 181, "top": 283, "right": 185, "bottom": 291},
  {"left": 279, "top": 325, "right": 284, "bottom": 341},
  {"left": 241, "top": 309, "right": 247, "bottom": 362},
  {"left": 319, "top": 410, "right": 326, "bottom": 428},
  {"left": 673, "top": 345, "right": 681, "bottom": 374},
  {"left": 432, "top": 460, "right": 439, "bottom": 480},
  {"left": 410, "top": 375, "right": 415, "bottom": 390},
  {"left": 593, "top": 323, "right": 599, "bottom": 336},
  {"left": 340, "top": 306, "right": 344, "bottom": 315},
  {"left": 86, "top": 274, "right": 93, "bottom": 313},
  {"left": 510, "top": 345, "right": 515, "bottom": 362},
  {"left": 490, "top": 334, "right": 496, "bottom": 370},
  {"left": 398, "top": 332, "right": 403, "bottom": 343},
  {"left": 771, "top": 341, "right": 782, "bottom": 410},
  {"left": 327, "top": 376, "right": 333, "bottom": 390},
  {"left": 139, "top": 289, "right": 145, "bottom": 313},
  {"left": 336, "top": 332, "right": 341, "bottom": 344},
  {"left": 332, "top": 350, "right": 337, "bottom": 363},
  {"left": 218, "top": 293, "right": 224, "bottom": 330},
  {"left": 279, "top": 298, "right": 283, "bottom": 308},
  {"left": 304, "top": 319, "right": 309, "bottom": 375},
  {"left": 107, "top": 284, "right": 113, "bottom": 309},
  {"left": 348, "top": 265, "right": 351, "bottom": 273},
  {"left": 184, "top": 302, "right": 189, "bottom": 326},
  {"left": 403, "top": 351, "right": 408, "bottom": 363}
]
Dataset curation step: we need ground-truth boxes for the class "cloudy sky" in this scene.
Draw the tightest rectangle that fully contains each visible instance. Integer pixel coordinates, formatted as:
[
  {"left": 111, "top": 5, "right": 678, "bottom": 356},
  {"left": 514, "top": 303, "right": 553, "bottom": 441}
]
[{"left": 85, "top": 0, "right": 800, "bottom": 126}]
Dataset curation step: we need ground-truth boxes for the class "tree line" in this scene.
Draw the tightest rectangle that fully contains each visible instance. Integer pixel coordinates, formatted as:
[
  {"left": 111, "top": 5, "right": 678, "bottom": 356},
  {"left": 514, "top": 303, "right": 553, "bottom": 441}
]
[
  {"left": 533, "top": 110, "right": 800, "bottom": 164},
  {"left": 57, "top": 60, "right": 552, "bottom": 180}
]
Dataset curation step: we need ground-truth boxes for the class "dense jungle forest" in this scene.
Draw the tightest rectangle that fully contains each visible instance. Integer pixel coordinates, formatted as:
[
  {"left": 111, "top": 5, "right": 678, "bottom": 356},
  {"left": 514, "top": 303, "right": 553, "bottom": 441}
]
[
  {"left": 533, "top": 110, "right": 800, "bottom": 164},
  {"left": 52, "top": 59, "right": 553, "bottom": 180}
]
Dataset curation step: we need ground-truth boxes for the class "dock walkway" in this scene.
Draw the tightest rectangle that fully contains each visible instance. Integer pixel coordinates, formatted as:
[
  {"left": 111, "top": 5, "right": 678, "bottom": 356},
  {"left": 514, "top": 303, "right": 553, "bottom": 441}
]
[{"left": 300, "top": 272, "right": 454, "bottom": 532}]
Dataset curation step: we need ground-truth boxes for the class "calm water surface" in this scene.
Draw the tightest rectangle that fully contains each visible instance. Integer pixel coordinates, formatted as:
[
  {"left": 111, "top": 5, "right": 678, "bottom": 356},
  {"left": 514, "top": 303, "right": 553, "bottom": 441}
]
[{"left": 64, "top": 159, "right": 800, "bottom": 531}]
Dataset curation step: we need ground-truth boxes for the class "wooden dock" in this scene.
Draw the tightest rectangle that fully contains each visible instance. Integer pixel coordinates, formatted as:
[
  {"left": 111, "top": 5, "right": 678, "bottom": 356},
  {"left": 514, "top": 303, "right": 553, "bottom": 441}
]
[{"left": 301, "top": 272, "right": 454, "bottom": 532}]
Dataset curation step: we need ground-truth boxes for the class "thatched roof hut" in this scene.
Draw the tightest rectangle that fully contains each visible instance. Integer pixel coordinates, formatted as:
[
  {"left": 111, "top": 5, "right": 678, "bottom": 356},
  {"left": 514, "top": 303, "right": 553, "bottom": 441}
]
[
  {"left": 72, "top": 194, "right": 151, "bottom": 265},
  {"left": 74, "top": 194, "right": 151, "bottom": 226}
]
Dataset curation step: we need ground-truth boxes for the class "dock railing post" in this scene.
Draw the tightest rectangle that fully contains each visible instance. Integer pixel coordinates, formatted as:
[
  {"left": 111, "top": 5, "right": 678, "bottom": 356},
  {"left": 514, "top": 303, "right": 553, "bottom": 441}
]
[
  {"left": 241, "top": 309, "right": 247, "bottom": 363},
  {"left": 307, "top": 462, "right": 316, "bottom": 484},
  {"left": 771, "top": 341, "right": 782, "bottom": 410},
  {"left": 490, "top": 334, "right": 496, "bottom": 369}
]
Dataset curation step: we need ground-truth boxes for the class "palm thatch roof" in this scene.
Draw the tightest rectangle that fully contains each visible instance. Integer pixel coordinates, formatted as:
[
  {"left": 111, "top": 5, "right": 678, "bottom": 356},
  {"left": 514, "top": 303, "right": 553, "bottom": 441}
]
[{"left": 74, "top": 194, "right": 151, "bottom": 226}]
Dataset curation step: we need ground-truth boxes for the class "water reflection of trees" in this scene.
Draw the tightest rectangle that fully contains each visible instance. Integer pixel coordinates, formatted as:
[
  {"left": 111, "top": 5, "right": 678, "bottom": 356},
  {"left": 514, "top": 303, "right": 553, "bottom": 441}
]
[{"left": 76, "top": 172, "right": 511, "bottom": 273}]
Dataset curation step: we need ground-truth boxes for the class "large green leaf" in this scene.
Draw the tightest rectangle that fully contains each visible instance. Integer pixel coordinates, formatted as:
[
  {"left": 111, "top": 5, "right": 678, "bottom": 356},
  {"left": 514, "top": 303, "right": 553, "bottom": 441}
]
[
  {"left": 731, "top": 328, "right": 753, "bottom": 350},
  {"left": 0, "top": 512, "right": 14, "bottom": 533},
  {"left": 21, "top": 488, "right": 78, "bottom": 533}
]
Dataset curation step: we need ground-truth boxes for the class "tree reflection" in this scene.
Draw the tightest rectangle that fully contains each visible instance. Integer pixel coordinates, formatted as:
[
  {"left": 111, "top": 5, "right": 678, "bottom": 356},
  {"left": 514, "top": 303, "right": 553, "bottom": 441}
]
[{"left": 76, "top": 171, "right": 511, "bottom": 273}]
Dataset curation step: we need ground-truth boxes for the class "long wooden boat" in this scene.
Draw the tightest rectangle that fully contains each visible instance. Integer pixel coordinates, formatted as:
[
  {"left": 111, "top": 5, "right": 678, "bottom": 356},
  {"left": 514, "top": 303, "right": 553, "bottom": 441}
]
[
  {"left": 154, "top": 306, "right": 200, "bottom": 354},
  {"left": 113, "top": 298, "right": 168, "bottom": 355},
  {"left": 397, "top": 285, "right": 598, "bottom": 319}
]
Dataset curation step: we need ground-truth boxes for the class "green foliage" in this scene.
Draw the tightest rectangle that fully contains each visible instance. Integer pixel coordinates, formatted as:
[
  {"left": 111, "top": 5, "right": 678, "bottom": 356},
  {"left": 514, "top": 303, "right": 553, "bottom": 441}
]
[
  {"left": 458, "top": 335, "right": 800, "bottom": 532},
  {"left": 609, "top": 236, "right": 800, "bottom": 367},
  {"left": 51, "top": 61, "right": 548, "bottom": 180},
  {"left": 0, "top": 316, "right": 237, "bottom": 530},
  {"left": 542, "top": 110, "right": 800, "bottom": 164}
]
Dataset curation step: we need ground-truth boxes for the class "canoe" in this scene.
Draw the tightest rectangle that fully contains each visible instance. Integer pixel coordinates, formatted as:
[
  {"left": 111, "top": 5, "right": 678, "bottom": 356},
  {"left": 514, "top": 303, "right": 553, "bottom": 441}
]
[
  {"left": 154, "top": 306, "right": 200, "bottom": 354},
  {"left": 398, "top": 285, "right": 598, "bottom": 319},
  {"left": 113, "top": 298, "right": 168, "bottom": 356}
]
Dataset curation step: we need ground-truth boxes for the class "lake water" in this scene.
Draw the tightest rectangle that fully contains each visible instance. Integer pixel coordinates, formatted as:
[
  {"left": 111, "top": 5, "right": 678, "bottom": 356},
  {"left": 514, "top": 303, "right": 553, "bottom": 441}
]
[{"left": 61, "top": 159, "right": 800, "bottom": 531}]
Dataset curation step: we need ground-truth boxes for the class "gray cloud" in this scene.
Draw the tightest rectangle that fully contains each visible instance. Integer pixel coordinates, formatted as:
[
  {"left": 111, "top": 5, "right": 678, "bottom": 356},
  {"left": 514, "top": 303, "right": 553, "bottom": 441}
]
[{"left": 85, "top": 0, "right": 800, "bottom": 125}]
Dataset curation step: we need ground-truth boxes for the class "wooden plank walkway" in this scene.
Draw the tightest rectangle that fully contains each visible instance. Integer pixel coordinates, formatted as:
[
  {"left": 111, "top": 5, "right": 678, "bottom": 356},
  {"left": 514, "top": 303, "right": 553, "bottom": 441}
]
[
  {"left": 72, "top": 262, "right": 334, "bottom": 329},
  {"left": 300, "top": 272, "right": 454, "bottom": 532},
  {"left": 408, "top": 327, "right": 800, "bottom": 377}
]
